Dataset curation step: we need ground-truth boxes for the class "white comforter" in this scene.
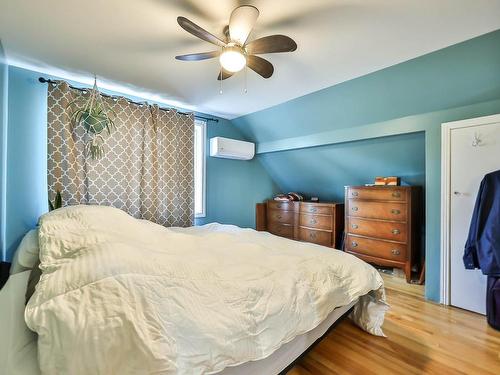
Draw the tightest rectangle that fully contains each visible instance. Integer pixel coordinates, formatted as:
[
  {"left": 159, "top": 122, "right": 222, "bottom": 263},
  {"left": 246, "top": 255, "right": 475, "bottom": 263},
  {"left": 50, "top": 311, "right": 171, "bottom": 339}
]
[{"left": 26, "top": 205, "right": 387, "bottom": 375}]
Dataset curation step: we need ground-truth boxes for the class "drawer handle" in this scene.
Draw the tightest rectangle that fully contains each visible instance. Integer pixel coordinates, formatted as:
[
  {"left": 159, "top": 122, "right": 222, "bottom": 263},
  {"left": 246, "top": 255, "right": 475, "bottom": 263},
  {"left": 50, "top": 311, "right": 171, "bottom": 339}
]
[
  {"left": 351, "top": 191, "right": 359, "bottom": 197},
  {"left": 391, "top": 209, "right": 400, "bottom": 215},
  {"left": 351, "top": 224, "right": 359, "bottom": 229},
  {"left": 391, "top": 229, "right": 400, "bottom": 235},
  {"left": 277, "top": 215, "right": 282, "bottom": 220},
  {"left": 391, "top": 249, "right": 401, "bottom": 255},
  {"left": 309, "top": 218, "right": 317, "bottom": 225},
  {"left": 309, "top": 207, "right": 317, "bottom": 213},
  {"left": 351, "top": 207, "right": 359, "bottom": 211},
  {"left": 276, "top": 204, "right": 282, "bottom": 208},
  {"left": 351, "top": 241, "right": 358, "bottom": 248},
  {"left": 309, "top": 232, "right": 317, "bottom": 240},
  {"left": 392, "top": 192, "right": 401, "bottom": 198}
]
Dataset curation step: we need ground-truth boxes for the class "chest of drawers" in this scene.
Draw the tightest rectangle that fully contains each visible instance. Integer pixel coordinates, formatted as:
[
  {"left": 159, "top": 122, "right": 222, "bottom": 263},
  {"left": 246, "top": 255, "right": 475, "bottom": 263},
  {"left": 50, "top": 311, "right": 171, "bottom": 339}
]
[
  {"left": 344, "top": 186, "right": 421, "bottom": 282},
  {"left": 256, "top": 200, "right": 344, "bottom": 248}
]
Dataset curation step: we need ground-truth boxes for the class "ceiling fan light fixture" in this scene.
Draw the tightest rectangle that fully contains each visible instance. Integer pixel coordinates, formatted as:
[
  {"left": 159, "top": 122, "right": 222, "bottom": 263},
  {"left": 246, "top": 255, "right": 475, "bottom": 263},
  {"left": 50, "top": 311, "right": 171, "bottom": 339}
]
[{"left": 219, "top": 46, "right": 246, "bottom": 73}]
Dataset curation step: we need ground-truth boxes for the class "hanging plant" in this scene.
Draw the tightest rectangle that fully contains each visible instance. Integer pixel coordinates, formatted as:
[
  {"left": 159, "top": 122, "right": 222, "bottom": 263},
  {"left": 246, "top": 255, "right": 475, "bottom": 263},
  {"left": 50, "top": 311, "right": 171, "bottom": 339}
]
[{"left": 69, "top": 76, "right": 116, "bottom": 160}]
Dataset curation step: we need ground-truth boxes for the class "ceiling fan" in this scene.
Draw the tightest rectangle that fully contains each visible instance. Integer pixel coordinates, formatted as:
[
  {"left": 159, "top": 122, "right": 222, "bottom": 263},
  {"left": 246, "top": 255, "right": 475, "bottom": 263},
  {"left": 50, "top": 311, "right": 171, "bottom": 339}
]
[{"left": 175, "top": 5, "right": 297, "bottom": 80}]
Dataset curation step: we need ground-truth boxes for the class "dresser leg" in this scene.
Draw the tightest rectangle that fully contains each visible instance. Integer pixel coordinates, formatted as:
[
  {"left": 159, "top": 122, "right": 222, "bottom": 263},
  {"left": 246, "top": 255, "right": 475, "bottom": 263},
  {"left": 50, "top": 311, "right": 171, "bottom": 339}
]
[{"left": 405, "top": 263, "right": 412, "bottom": 283}]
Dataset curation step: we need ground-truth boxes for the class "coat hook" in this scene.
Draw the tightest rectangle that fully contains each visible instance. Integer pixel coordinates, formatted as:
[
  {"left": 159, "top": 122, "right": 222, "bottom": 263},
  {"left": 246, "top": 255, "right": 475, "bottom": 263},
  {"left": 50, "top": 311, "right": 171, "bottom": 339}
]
[{"left": 472, "top": 133, "right": 482, "bottom": 147}]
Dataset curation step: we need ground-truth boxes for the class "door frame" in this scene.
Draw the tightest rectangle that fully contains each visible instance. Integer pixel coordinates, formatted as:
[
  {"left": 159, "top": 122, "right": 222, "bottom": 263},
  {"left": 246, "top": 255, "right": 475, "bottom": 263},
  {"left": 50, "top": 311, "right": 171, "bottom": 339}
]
[{"left": 440, "top": 114, "right": 500, "bottom": 304}]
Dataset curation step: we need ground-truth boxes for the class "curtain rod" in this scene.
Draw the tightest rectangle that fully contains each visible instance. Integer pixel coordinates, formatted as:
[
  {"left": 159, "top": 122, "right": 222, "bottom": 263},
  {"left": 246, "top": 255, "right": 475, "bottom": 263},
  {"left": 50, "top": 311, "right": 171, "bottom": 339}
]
[{"left": 38, "top": 77, "right": 219, "bottom": 123}]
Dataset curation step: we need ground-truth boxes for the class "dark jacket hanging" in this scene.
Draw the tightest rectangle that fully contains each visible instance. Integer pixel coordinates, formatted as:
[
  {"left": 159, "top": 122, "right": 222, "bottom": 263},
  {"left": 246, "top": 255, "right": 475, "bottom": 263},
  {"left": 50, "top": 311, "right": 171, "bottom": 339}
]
[{"left": 463, "top": 170, "right": 500, "bottom": 276}]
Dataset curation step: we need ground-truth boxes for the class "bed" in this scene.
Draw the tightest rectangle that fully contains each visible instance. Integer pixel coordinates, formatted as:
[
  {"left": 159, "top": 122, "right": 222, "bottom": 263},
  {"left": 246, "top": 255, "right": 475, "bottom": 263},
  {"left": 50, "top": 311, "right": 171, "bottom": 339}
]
[{"left": 1, "top": 205, "right": 388, "bottom": 375}]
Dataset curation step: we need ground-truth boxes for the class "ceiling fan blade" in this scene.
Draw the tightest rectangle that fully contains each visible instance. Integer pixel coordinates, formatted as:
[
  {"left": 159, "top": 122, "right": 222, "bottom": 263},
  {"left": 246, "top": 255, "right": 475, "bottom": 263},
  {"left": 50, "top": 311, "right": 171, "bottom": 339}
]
[
  {"left": 229, "top": 5, "right": 259, "bottom": 45},
  {"left": 247, "top": 55, "right": 274, "bottom": 79},
  {"left": 217, "top": 69, "right": 234, "bottom": 81},
  {"left": 177, "top": 16, "right": 226, "bottom": 47},
  {"left": 175, "top": 51, "right": 219, "bottom": 61},
  {"left": 245, "top": 35, "right": 297, "bottom": 55}
]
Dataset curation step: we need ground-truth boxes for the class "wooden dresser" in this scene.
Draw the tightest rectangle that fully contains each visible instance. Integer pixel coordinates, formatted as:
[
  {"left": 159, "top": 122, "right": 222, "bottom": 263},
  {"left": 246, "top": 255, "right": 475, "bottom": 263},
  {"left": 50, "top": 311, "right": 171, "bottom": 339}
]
[
  {"left": 344, "top": 186, "right": 421, "bottom": 282},
  {"left": 256, "top": 200, "right": 344, "bottom": 248}
]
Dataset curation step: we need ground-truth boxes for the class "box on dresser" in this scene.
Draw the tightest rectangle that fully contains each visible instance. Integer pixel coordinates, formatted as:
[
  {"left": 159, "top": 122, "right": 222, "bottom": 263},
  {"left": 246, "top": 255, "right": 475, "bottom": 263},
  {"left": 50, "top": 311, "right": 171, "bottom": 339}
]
[
  {"left": 344, "top": 185, "right": 422, "bottom": 283},
  {"left": 256, "top": 200, "right": 344, "bottom": 248}
]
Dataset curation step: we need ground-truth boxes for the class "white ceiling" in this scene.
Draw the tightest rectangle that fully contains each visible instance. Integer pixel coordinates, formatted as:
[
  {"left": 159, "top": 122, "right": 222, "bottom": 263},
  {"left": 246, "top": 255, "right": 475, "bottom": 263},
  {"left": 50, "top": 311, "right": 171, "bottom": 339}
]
[{"left": 1, "top": 0, "right": 500, "bottom": 119}]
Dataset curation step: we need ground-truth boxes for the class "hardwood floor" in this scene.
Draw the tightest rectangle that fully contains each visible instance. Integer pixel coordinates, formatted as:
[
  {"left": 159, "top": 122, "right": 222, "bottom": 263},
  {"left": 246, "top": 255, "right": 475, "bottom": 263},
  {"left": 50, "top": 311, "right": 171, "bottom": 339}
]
[{"left": 288, "top": 273, "right": 500, "bottom": 374}]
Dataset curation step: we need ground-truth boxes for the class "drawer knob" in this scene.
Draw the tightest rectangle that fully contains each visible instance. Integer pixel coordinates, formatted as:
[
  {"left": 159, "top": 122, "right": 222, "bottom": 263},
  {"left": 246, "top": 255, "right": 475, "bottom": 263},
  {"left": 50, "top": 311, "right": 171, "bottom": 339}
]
[
  {"left": 351, "top": 207, "right": 359, "bottom": 211},
  {"left": 391, "top": 249, "right": 401, "bottom": 255},
  {"left": 309, "top": 232, "right": 317, "bottom": 239},
  {"left": 277, "top": 215, "right": 282, "bottom": 220},
  {"left": 276, "top": 204, "right": 282, "bottom": 208},
  {"left": 351, "top": 241, "right": 358, "bottom": 248},
  {"left": 391, "top": 209, "right": 400, "bottom": 215},
  {"left": 309, "top": 207, "right": 317, "bottom": 213},
  {"left": 351, "top": 224, "right": 359, "bottom": 229},
  {"left": 392, "top": 192, "right": 401, "bottom": 198},
  {"left": 391, "top": 229, "right": 400, "bottom": 235},
  {"left": 352, "top": 191, "right": 359, "bottom": 197},
  {"left": 309, "top": 218, "right": 317, "bottom": 224}
]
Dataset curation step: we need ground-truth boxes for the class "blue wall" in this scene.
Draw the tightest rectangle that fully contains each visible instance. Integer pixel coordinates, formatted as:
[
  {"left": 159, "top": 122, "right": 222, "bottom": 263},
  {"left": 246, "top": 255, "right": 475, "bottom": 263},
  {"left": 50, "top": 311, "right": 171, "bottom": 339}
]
[
  {"left": 2, "top": 66, "right": 277, "bottom": 261},
  {"left": 4, "top": 67, "right": 48, "bottom": 261},
  {"left": 259, "top": 132, "right": 425, "bottom": 201},
  {"left": 232, "top": 29, "right": 500, "bottom": 301},
  {"left": 0, "top": 40, "right": 7, "bottom": 260},
  {"left": 234, "top": 30, "right": 500, "bottom": 142}
]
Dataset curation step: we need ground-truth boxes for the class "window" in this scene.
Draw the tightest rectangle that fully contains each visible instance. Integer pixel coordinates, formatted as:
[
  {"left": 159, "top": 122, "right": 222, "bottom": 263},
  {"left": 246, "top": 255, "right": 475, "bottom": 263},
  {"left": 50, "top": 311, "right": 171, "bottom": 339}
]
[{"left": 194, "top": 119, "right": 206, "bottom": 218}]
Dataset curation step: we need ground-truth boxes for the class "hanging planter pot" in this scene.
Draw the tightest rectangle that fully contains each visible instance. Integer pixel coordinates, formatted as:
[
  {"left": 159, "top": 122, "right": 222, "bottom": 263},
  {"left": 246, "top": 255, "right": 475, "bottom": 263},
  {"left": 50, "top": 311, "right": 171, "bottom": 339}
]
[{"left": 69, "top": 76, "right": 116, "bottom": 159}]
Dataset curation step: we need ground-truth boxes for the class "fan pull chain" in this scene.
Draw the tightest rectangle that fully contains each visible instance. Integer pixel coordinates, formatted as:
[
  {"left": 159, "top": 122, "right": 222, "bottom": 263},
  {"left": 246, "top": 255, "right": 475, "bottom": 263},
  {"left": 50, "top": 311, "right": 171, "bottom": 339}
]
[
  {"left": 219, "top": 68, "right": 223, "bottom": 95},
  {"left": 244, "top": 65, "right": 248, "bottom": 94}
]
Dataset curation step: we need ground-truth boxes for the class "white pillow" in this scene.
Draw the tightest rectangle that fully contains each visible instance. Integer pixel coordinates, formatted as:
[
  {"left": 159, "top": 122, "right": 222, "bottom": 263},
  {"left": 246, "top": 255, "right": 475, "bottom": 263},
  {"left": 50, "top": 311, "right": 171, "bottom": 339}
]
[{"left": 12, "top": 229, "right": 39, "bottom": 272}]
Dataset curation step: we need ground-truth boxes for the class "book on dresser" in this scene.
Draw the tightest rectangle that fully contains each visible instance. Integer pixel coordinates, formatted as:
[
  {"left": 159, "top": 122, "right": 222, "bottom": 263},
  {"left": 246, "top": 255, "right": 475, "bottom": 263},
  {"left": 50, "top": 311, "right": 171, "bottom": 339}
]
[
  {"left": 255, "top": 200, "right": 344, "bottom": 248},
  {"left": 344, "top": 185, "right": 422, "bottom": 283}
]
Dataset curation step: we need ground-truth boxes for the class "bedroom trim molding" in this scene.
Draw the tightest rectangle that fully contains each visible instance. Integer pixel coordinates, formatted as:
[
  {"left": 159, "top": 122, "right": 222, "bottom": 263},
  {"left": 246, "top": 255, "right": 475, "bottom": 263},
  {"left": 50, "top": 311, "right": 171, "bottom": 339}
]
[{"left": 440, "top": 113, "right": 500, "bottom": 305}]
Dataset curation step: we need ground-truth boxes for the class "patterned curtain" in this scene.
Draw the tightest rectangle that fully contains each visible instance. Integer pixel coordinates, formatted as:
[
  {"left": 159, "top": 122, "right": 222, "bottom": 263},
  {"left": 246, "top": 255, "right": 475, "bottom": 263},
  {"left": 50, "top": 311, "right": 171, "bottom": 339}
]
[{"left": 47, "top": 81, "right": 194, "bottom": 227}]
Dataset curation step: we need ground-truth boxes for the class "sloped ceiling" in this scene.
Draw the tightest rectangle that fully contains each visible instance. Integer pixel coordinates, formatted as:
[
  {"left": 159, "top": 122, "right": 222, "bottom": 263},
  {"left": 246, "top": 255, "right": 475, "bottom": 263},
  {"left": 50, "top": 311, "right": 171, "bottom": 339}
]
[{"left": 1, "top": 0, "right": 500, "bottom": 119}]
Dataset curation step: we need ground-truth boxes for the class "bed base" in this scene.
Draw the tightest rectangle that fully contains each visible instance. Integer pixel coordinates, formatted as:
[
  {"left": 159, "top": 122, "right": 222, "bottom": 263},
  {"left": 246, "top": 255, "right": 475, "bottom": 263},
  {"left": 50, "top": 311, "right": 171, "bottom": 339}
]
[{"left": 278, "top": 306, "right": 354, "bottom": 375}]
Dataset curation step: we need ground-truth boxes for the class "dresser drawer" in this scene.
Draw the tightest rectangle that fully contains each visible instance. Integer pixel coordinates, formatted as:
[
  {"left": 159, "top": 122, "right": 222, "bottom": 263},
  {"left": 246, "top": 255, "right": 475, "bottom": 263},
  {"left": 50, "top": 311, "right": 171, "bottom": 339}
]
[
  {"left": 268, "top": 201, "right": 297, "bottom": 211},
  {"left": 347, "top": 187, "right": 406, "bottom": 202},
  {"left": 347, "top": 217, "right": 407, "bottom": 242},
  {"left": 299, "top": 228, "right": 332, "bottom": 247},
  {"left": 347, "top": 200, "right": 407, "bottom": 221},
  {"left": 345, "top": 235, "right": 407, "bottom": 261},
  {"left": 299, "top": 213, "right": 332, "bottom": 231},
  {"left": 267, "top": 209, "right": 295, "bottom": 225},
  {"left": 300, "top": 203, "right": 332, "bottom": 215},
  {"left": 268, "top": 223, "right": 294, "bottom": 239}
]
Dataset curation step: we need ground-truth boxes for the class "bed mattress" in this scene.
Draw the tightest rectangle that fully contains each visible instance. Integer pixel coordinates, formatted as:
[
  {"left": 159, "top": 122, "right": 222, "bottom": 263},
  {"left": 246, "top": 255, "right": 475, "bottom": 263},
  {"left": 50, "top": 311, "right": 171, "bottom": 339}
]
[
  {"left": 14, "top": 205, "right": 387, "bottom": 374},
  {"left": 0, "top": 271, "right": 355, "bottom": 375}
]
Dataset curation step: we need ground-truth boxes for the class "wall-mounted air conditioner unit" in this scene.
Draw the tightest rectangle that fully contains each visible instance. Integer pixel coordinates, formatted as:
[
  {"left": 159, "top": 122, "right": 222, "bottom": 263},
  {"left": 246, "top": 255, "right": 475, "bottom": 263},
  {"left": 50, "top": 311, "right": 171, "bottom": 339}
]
[{"left": 209, "top": 137, "right": 255, "bottom": 160}]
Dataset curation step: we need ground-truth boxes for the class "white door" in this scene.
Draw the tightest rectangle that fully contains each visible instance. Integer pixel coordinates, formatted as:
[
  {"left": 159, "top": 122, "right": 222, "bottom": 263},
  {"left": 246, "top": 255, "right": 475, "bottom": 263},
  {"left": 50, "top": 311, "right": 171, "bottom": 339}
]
[{"left": 450, "top": 120, "right": 500, "bottom": 314}]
